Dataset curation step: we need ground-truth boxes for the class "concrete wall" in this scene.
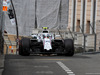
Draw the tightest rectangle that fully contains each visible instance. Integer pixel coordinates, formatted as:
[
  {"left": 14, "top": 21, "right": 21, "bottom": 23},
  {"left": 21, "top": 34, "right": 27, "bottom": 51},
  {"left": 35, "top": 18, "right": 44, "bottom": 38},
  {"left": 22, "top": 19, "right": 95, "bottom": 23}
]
[
  {"left": 68, "top": 0, "right": 73, "bottom": 29},
  {"left": 96, "top": 0, "right": 100, "bottom": 21},
  {"left": 96, "top": 0, "right": 100, "bottom": 51},
  {"left": 84, "top": 0, "right": 92, "bottom": 34},
  {"left": 76, "top": 0, "right": 81, "bottom": 32},
  {"left": 68, "top": 0, "right": 100, "bottom": 51}
]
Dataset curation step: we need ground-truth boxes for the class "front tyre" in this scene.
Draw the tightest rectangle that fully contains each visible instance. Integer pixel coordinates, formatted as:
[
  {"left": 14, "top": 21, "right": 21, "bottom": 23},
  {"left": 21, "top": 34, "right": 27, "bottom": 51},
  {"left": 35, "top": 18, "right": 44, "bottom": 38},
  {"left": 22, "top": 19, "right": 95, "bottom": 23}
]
[
  {"left": 19, "top": 40, "right": 23, "bottom": 55},
  {"left": 64, "top": 39, "right": 74, "bottom": 56},
  {"left": 21, "top": 38, "right": 30, "bottom": 56}
]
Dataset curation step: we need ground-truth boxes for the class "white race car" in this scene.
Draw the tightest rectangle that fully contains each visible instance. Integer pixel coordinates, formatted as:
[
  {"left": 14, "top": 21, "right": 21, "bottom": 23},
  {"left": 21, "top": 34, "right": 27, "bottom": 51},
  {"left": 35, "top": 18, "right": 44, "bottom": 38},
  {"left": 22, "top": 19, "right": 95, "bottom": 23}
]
[{"left": 19, "top": 29, "right": 74, "bottom": 56}]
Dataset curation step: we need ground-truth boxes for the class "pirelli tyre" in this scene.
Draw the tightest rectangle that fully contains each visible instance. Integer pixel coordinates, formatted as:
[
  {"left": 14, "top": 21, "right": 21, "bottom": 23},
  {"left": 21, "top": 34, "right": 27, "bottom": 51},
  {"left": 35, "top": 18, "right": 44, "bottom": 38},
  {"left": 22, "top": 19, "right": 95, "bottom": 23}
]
[
  {"left": 20, "top": 38, "right": 30, "bottom": 56},
  {"left": 19, "top": 40, "right": 22, "bottom": 55},
  {"left": 64, "top": 39, "right": 74, "bottom": 56}
]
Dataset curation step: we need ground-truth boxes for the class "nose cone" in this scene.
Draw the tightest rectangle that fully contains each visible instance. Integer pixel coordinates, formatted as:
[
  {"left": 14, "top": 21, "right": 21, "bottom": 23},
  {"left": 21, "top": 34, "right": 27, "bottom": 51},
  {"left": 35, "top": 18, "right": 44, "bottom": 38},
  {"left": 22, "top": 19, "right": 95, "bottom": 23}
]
[{"left": 43, "top": 38, "right": 52, "bottom": 51}]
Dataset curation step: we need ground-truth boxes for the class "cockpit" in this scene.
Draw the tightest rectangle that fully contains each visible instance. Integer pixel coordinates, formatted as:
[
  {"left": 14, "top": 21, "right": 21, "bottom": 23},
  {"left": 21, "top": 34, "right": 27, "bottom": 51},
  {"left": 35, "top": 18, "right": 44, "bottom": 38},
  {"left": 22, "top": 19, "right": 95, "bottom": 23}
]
[{"left": 42, "top": 34, "right": 52, "bottom": 39}]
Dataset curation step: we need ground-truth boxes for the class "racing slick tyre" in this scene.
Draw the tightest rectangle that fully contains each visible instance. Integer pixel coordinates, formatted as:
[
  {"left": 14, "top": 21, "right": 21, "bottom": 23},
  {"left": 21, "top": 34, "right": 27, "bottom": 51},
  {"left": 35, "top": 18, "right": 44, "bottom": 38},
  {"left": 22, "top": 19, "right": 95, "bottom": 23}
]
[
  {"left": 64, "top": 39, "right": 74, "bottom": 56},
  {"left": 21, "top": 38, "right": 30, "bottom": 56},
  {"left": 19, "top": 40, "right": 23, "bottom": 55}
]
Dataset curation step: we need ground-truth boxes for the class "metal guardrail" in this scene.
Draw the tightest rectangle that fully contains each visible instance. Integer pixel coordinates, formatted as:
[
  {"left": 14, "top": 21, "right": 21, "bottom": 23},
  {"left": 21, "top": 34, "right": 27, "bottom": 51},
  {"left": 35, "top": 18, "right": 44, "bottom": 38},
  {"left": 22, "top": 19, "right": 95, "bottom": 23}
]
[
  {"left": 4, "top": 39, "right": 8, "bottom": 54},
  {"left": 68, "top": 28, "right": 74, "bottom": 40},
  {"left": 3, "top": 34, "right": 13, "bottom": 54}
]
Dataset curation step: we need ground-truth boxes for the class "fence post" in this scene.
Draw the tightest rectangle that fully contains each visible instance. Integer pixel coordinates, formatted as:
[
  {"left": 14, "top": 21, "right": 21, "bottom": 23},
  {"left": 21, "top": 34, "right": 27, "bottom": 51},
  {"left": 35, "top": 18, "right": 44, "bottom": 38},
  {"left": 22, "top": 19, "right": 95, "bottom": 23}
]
[
  {"left": 94, "top": 34, "right": 96, "bottom": 51},
  {"left": 83, "top": 35, "right": 87, "bottom": 52}
]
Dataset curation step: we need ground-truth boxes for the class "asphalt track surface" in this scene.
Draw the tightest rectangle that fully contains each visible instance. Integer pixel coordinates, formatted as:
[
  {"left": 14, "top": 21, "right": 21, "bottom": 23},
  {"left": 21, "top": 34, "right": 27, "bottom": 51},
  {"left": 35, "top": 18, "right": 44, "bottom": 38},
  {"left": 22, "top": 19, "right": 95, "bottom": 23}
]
[{"left": 2, "top": 53, "right": 100, "bottom": 75}]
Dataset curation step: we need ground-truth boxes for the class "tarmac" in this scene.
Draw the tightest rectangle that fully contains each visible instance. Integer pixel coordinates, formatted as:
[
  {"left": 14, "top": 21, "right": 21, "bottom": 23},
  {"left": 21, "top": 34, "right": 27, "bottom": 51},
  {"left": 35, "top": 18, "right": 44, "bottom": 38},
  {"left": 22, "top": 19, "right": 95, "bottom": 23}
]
[{"left": 0, "top": 54, "right": 4, "bottom": 75}]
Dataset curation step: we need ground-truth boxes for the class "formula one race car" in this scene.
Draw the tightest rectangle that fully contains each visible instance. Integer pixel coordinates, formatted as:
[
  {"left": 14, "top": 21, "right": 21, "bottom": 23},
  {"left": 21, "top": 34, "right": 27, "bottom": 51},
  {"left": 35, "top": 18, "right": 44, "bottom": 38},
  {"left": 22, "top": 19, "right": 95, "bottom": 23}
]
[{"left": 19, "top": 27, "right": 74, "bottom": 56}]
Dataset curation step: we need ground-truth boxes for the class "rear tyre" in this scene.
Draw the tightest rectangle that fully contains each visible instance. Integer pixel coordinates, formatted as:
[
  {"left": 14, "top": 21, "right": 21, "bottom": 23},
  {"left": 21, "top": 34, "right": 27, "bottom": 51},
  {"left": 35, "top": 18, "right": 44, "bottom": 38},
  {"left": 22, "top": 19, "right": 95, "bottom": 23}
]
[
  {"left": 64, "top": 39, "right": 74, "bottom": 56},
  {"left": 21, "top": 38, "right": 30, "bottom": 56}
]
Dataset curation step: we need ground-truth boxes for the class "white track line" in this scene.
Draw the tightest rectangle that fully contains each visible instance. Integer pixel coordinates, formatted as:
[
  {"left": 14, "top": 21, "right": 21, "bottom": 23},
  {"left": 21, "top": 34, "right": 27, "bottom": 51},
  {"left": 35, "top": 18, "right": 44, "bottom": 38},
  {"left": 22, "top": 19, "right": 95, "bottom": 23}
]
[
  {"left": 86, "top": 73, "right": 100, "bottom": 75},
  {"left": 57, "top": 62, "right": 75, "bottom": 75}
]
